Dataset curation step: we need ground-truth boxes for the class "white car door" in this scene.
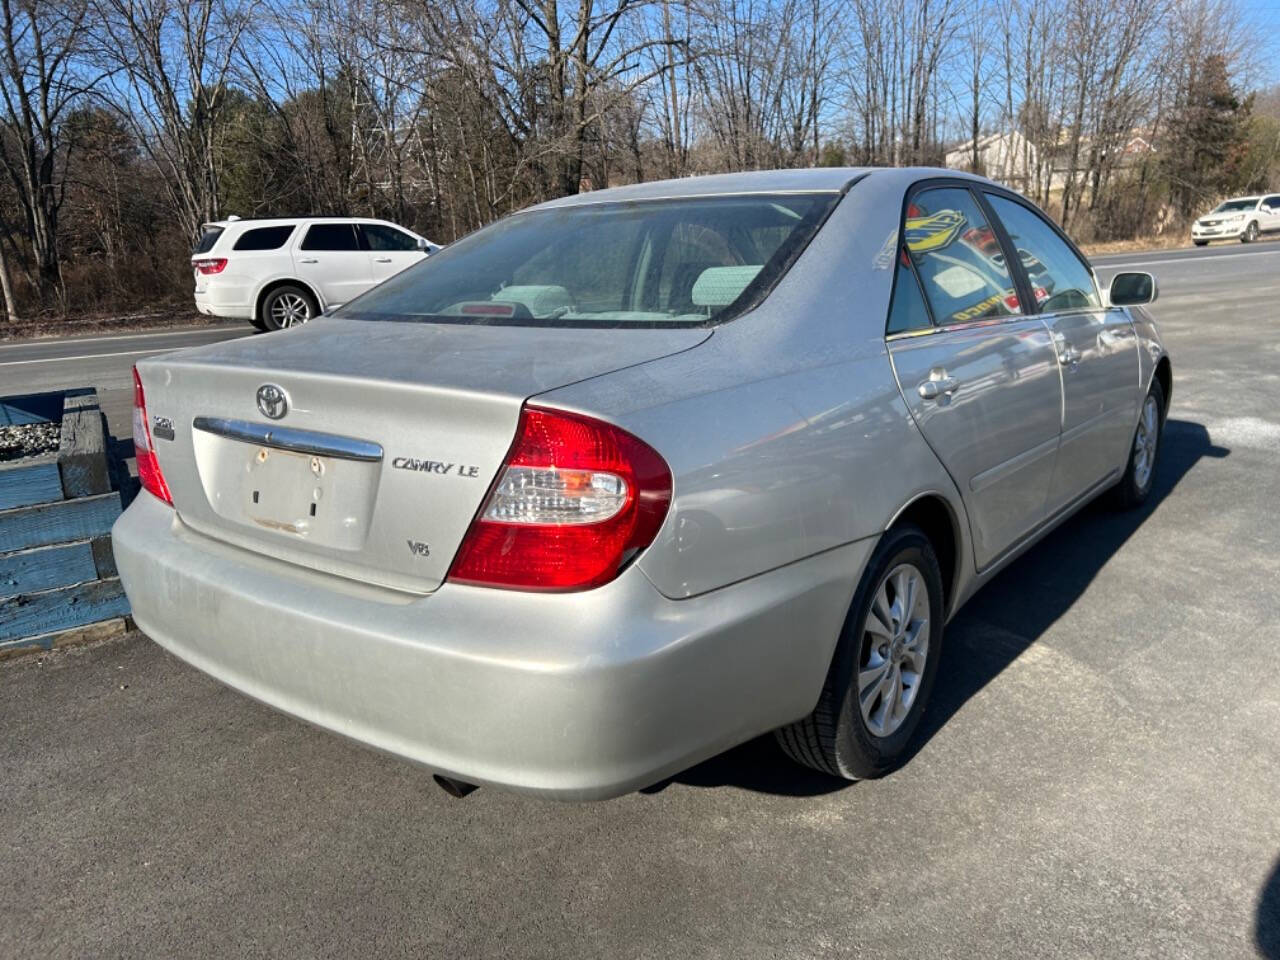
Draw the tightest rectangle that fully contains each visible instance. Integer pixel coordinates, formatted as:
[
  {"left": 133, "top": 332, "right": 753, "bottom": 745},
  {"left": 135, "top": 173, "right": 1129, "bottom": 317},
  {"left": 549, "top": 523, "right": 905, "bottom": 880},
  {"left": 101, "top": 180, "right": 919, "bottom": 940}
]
[
  {"left": 1264, "top": 195, "right": 1280, "bottom": 233},
  {"left": 292, "top": 223, "right": 373, "bottom": 308},
  {"left": 360, "top": 223, "right": 428, "bottom": 284}
]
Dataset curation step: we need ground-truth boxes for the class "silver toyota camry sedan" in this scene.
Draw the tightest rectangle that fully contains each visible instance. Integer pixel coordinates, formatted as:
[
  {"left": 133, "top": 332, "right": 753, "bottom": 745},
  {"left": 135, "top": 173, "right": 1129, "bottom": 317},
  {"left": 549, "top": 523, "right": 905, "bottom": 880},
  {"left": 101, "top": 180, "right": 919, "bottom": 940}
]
[{"left": 114, "top": 168, "right": 1170, "bottom": 799}]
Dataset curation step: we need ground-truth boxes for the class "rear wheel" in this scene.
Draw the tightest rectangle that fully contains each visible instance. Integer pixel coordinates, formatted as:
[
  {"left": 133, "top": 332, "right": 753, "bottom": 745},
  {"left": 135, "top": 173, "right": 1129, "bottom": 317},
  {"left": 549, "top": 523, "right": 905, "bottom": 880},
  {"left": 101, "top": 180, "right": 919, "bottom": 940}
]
[
  {"left": 775, "top": 524, "right": 945, "bottom": 780},
  {"left": 1242, "top": 221, "right": 1259, "bottom": 243},
  {"left": 1111, "top": 379, "right": 1165, "bottom": 509},
  {"left": 261, "top": 284, "right": 318, "bottom": 331}
]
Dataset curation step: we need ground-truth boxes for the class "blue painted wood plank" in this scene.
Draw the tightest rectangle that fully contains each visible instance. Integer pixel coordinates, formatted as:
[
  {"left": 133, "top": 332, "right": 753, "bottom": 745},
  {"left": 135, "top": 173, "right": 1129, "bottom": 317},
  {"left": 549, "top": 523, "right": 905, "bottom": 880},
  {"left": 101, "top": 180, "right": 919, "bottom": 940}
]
[
  {"left": 0, "top": 577, "right": 130, "bottom": 644},
  {"left": 0, "top": 493, "right": 121, "bottom": 553},
  {"left": 0, "top": 460, "right": 63, "bottom": 510},
  {"left": 0, "top": 541, "right": 98, "bottom": 600}
]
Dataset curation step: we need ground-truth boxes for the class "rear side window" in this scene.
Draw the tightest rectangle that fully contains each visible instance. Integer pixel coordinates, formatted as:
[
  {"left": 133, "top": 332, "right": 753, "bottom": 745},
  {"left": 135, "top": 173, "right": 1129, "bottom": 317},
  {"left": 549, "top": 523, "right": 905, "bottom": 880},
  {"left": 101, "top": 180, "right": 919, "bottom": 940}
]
[
  {"left": 905, "top": 187, "right": 1022, "bottom": 326},
  {"left": 361, "top": 224, "right": 419, "bottom": 252},
  {"left": 886, "top": 254, "right": 933, "bottom": 335},
  {"left": 192, "top": 227, "right": 223, "bottom": 254},
  {"left": 985, "top": 194, "right": 1100, "bottom": 312},
  {"left": 301, "top": 224, "right": 360, "bottom": 251},
  {"left": 233, "top": 225, "right": 296, "bottom": 251}
]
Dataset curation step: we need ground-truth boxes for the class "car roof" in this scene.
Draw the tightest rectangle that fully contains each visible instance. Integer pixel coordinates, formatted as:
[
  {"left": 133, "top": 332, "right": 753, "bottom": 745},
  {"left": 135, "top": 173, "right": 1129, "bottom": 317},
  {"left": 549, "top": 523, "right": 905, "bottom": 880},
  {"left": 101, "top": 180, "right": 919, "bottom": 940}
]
[
  {"left": 530, "top": 167, "right": 991, "bottom": 210},
  {"left": 1220, "top": 196, "right": 1261, "bottom": 203},
  {"left": 202, "top": 216, "right": 393, "bottom": 229}
]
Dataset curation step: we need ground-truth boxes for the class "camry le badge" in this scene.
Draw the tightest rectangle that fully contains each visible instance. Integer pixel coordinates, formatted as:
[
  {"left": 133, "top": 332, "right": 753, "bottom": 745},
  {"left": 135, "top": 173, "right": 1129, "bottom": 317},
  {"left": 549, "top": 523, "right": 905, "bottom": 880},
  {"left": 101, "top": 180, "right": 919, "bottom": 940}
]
[{"left": 256, "top": 384, "right": 288, "bottom": 420}]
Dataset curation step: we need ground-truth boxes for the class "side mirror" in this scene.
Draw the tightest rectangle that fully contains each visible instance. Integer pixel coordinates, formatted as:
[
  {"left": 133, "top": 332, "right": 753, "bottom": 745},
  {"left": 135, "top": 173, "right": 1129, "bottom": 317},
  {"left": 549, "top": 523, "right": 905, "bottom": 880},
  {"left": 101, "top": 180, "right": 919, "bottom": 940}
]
[
  {"left": 1262, "top": 204, "right": 1273, "bottom": 214},
  {"left": 416, "top": 237, "right": 431, "bottom": 252},
  {"left": 1109, "top": 271, "right": 1157, "bottom": 307}
]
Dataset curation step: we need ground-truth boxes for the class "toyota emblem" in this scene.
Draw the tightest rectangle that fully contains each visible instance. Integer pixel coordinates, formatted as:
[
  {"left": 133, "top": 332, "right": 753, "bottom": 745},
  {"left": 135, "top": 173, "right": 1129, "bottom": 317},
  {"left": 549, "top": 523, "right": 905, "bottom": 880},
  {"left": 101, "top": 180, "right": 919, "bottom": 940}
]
[{"left": 256, "top": 384, "right": 289, "bottom": 420}]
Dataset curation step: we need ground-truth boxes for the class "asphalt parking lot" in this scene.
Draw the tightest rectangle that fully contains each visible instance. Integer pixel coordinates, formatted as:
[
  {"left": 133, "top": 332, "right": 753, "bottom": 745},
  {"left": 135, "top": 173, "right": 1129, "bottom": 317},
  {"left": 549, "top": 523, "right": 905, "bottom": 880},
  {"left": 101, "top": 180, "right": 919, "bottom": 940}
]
[{"left": 3, "top": 243, "right": 1279, "bottom": 958}]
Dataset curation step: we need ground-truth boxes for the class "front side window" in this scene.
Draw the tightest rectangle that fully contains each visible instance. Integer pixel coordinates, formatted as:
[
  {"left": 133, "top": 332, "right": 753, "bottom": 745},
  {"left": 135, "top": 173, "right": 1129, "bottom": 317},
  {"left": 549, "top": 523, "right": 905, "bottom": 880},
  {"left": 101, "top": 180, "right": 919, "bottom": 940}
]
[
  {"left": 1264, "top": 195, "right": 1280, "bottom": 210},
  {"left": 301, "top": 223, "right": 360, "bottom": 251},
  {"left": 234, "top": 225, "right": 296, "bottom": 251},
  {"left": 338, "top": 193, "right": 840, "bottom": 327},
  {"left": 986, "top": 194, "right": 1100, "bottom": 312},
  {"left": 361, "top": 224, "right": 419, "bottom": 252},
  {"left": 904, "top": 187, "right": 1021, "bottom": 326}
]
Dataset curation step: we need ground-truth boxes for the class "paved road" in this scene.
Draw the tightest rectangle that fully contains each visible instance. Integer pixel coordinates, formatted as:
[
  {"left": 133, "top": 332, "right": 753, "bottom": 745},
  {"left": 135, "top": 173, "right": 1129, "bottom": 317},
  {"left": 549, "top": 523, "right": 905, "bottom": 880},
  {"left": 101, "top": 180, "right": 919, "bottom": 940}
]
[
  {"left": 4, "top": 245, "right": 1280, "bottom": 959},
  {"left": 0, "top": 324, "right": 249, "bottom": 439}
]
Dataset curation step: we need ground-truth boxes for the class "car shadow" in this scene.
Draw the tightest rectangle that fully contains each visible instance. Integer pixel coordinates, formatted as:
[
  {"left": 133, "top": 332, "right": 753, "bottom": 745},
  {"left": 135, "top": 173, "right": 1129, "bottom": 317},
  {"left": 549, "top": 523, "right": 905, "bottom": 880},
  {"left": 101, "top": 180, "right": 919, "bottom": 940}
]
[
  {"left": 106, "top": 434, "right": 141, "bottom": 508},
  {"left": 1260, "top": 856, "right": 1280, "bottom": 958},
  {"left": 648, "top": 418, "right": 1228, "bottom": 798}
]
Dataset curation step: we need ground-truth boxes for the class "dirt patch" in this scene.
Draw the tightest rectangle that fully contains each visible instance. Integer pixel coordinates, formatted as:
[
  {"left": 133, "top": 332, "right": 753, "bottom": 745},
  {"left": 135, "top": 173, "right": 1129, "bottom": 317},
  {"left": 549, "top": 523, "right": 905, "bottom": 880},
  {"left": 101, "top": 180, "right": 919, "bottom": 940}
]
[
  {"left": 0, "top": 421, "right": 61, "bottom": 463},
  {"left": 0, "top": 306, "right": 231, "bottom": 343}
]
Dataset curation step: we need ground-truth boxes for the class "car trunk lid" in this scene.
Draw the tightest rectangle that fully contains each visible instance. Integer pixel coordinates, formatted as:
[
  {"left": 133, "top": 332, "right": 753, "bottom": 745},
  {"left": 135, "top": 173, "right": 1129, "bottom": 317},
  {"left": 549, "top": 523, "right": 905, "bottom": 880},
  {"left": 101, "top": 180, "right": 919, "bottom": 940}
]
[{"left": 136, "top": 318, "right": 708, "bottom": 594}]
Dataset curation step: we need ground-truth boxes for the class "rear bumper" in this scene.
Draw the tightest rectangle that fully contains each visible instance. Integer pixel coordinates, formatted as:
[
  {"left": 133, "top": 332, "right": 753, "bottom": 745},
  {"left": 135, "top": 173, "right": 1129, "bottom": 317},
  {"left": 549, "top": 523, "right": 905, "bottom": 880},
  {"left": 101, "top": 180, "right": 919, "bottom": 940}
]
[
  {"left": 113, "top": 491, "right": 868, "bottom": 799},
  {"left": 194, "top": 284, "right": 253, "bottom": 320}
]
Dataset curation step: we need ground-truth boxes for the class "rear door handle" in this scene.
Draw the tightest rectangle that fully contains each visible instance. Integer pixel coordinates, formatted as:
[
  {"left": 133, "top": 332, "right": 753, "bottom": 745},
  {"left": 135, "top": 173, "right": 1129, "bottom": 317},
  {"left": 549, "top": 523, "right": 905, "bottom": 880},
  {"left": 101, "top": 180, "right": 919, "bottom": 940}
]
[
  {"left": 918, "top": 376, "right": 959, "bottom": 400},
  {"left": 299, "top": 257, "right": 319, "bottom": 264}
]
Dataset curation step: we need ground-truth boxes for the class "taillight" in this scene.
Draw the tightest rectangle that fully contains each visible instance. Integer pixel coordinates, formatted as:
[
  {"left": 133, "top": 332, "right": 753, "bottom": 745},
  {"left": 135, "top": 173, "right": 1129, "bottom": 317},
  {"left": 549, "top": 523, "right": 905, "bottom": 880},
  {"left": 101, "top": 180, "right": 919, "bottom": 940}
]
[
  {"left": 447, "top": 405, "right": 672, "bottom": 591},
  {"left": 193, "top": 258, "right": 227, "bottom": 275},
  {"left": 132, "top": 367, "right": 173, "bottom": 506}
]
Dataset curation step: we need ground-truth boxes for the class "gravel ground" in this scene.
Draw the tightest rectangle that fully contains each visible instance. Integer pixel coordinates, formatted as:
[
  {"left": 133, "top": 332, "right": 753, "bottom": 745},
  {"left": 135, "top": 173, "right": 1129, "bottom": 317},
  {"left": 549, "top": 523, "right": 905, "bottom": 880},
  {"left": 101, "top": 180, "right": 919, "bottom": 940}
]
[{"left": 0, "top": 421, "right": 60, "bottom": 462}]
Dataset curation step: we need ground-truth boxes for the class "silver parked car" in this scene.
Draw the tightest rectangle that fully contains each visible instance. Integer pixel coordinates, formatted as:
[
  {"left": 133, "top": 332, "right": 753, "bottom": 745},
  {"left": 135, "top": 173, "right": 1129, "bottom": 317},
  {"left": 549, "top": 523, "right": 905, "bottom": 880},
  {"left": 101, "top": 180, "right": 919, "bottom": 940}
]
[{"left": 114, "top": 168, "right": 1170, "bottom": 799}]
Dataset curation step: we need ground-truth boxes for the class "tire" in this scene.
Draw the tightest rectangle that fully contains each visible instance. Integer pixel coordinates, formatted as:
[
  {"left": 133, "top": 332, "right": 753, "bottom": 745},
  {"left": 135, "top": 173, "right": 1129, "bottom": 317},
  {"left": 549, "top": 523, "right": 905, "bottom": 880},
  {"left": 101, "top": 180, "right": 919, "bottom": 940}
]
[
  {"left": 248, "top": 313, "right": 268, "bottom": 332},
  {"left": 261, "top": 284, "right": 318, "bottom": 331},
  {"left": 775, "top": 523, "right": 946, "bottom": 780},
  {"left": 1193, "top": 240, "right": 1209, "bottom": 247},
  {"left": 1242, "top": 221, "right": 1259, "bottom": 243},
  {"left": 1110, "top": 379, "right": 1165, "bottom": 509}
]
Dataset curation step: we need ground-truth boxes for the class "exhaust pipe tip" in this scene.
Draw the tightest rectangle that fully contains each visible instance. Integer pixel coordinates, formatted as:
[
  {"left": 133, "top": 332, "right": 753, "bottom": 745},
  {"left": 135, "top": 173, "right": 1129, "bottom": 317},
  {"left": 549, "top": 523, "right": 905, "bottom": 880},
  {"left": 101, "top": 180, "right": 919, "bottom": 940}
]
[{"left": 433, "top": 774, "right": 479, "bottom": 798}]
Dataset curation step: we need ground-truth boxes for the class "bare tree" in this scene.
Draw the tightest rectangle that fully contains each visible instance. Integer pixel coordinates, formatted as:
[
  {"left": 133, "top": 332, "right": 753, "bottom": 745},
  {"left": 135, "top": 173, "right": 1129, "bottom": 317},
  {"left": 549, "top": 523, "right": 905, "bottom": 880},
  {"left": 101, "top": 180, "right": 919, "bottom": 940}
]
[
  {"left": 92, "top": 0, "right": 253, "bottom": 242},
  {"left": 0, "top": 0, "right": 99, "bottom": 311}
]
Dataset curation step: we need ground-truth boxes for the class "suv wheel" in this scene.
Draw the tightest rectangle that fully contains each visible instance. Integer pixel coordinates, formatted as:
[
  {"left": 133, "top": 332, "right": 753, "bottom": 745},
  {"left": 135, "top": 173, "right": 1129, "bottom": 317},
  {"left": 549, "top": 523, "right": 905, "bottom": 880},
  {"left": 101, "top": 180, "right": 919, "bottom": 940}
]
[{"left": 262, "top": 285, "right": 318, "bottom": 330}]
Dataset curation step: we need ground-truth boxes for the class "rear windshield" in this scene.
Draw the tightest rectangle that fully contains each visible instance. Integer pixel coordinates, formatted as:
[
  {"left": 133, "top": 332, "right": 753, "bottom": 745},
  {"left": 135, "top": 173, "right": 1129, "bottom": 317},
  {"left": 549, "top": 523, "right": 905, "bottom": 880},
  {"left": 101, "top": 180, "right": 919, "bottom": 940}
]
[
  {"left": 192, "top": 227, "right": 224, "bottom": 254},
  {"left": 337, "top": 193, "right": 842, "bottom": 328}
]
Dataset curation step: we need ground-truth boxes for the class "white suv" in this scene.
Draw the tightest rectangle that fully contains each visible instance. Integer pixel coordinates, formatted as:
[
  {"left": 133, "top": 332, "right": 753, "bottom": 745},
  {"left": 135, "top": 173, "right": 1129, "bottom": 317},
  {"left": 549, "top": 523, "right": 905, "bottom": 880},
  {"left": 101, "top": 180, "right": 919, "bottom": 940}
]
[
  {"left": 1191, "top": 194, "right": 1280, "bottom": 245},
  {"left": 191, "top": 217, "right": 440, "bottom": 330}
]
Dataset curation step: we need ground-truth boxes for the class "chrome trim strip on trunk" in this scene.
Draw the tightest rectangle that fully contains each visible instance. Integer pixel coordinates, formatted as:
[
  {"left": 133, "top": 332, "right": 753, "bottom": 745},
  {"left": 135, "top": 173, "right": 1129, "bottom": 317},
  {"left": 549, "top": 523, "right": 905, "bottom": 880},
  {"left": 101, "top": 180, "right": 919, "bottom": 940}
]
[{"left": 192, "top": 417, "right": 383, "bottom": 462}]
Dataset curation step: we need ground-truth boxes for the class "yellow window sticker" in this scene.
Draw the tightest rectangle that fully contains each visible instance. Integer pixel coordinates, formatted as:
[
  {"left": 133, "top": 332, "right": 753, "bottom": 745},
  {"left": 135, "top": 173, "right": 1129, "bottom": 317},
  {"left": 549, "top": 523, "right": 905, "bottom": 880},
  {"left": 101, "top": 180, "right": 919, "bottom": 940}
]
[{"left": 905, "top": 210, "right": 967, "bottom": 254}]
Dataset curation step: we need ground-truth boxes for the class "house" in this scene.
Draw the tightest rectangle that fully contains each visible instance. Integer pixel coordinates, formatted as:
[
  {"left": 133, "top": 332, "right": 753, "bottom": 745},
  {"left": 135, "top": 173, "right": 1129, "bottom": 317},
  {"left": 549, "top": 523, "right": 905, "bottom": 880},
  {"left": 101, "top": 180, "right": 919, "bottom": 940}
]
[{"left": 944, "top": 131, "right": 1038, "bottom": 191}]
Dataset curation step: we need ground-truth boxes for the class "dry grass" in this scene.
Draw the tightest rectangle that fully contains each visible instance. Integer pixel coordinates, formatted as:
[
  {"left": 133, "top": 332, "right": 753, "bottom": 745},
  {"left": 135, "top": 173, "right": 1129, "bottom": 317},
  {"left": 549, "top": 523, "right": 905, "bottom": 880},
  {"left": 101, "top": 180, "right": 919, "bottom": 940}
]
[
  {"left": 1080, "top": 234, "right": 1196, "bottom": 256},
  {"left": 0, "top": 306, "right": 222, "bottom": 343}
]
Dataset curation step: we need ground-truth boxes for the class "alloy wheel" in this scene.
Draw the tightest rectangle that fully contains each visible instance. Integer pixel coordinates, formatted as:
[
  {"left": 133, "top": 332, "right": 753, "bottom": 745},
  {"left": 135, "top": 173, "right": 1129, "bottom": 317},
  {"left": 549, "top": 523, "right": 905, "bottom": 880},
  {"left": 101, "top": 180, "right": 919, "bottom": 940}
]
[
  {"left": 270, "top": 293, "right": 311, "bottom": 328},
  {"left": 858, "top": 563, "right": 930, "bottom": 738},
  {"left": 1132, "top": 394, "right": 1160, "bottom": 490}
]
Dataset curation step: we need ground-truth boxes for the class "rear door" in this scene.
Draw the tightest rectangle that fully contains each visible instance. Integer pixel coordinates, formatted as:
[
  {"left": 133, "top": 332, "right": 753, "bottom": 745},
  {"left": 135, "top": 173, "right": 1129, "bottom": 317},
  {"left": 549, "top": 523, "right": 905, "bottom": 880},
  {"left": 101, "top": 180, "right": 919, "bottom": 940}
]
[
  {"left": 984, "top": 192, "right": 1139, "bottom": 514},
  {"left": 360, "top": 223, "right": 427, "bottom": 284},
  {"left": 886, "top": 184, "right": 1063, "bottom": 570},
  {"left": 292, "top": 222, "right": 373, "bottom": 307}
]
